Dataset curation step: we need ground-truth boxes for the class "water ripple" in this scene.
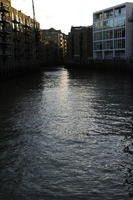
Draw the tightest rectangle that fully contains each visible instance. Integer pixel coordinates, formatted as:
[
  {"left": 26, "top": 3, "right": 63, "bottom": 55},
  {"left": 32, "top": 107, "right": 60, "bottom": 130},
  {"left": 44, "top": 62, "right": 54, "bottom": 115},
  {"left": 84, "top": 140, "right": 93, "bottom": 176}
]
[{"left": 0, "top": 68, "right": 133, "bottom": 200}]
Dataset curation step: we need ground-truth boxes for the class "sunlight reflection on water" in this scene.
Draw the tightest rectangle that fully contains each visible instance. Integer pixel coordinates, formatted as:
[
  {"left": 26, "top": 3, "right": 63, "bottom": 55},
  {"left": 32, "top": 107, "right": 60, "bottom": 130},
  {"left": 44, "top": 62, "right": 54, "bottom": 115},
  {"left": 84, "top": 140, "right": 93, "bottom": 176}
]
[{"left": 0, "top": 67, "right": 133, "bottom": 200}]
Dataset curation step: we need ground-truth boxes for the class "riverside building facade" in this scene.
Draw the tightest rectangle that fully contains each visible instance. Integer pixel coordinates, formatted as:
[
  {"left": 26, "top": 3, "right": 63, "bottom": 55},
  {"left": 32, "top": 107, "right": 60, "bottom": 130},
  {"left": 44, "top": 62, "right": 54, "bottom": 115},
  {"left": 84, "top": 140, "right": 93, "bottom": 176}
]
[
  {"left": 68, "top": 26, "right": 93, "bottom": 63},
  {"left": 0, "top": 0, "right": 41, "bottom": 76},
  {"left": 93, "top": 2, "right": 133, "bottom": 60},
  {"left": 40, "top": 28, "right": 68, "bottom": 63}
]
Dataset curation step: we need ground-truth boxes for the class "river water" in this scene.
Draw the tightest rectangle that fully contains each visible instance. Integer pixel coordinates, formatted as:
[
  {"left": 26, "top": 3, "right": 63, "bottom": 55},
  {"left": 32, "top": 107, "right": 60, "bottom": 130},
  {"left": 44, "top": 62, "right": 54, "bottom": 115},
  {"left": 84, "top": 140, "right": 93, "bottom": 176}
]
[{"left": 0, "top": 67, "right": 133, "bottom": 200}]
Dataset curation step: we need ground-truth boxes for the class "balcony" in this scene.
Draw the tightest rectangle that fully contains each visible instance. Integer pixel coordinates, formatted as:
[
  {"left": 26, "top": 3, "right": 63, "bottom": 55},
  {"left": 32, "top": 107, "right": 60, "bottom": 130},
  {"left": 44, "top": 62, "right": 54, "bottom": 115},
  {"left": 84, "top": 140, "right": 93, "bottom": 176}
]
[
  {"left": 0, "top": 27, "right": 11, "bottom": 34},
  {"left": 0, "top": 16, "right": 10, "bottom": 24},
  {"left": 0, "top": 5, "right": 9, "bottom": 13},
  {"left": 12, "top": 19, "right": 20, "bottom": 24}
]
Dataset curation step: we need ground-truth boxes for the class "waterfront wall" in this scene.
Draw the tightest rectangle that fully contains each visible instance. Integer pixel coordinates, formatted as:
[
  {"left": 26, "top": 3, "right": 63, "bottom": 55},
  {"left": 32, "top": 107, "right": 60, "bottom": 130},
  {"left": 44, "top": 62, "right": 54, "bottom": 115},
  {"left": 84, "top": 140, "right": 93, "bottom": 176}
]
[{"left": 64, "top": 59, "right": 133, "bottom": 73}]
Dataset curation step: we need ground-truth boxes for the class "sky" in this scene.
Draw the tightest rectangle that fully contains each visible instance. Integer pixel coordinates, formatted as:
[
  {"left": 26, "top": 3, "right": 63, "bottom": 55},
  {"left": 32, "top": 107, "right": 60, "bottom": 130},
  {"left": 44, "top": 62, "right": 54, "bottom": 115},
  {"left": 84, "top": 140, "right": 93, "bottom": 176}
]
[{"left": 12, "top": 0, "right": 133, "bottom": 34}]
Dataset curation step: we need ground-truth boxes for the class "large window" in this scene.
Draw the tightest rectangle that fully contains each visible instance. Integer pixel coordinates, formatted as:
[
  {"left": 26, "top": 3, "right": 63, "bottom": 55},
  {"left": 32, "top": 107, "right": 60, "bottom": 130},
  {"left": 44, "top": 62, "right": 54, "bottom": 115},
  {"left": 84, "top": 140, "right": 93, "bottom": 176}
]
[
  {"left": 19, "top": 17, "right": 23, "bottom": 24},
  {"left": 103, "top": 19, "right": 114, "bottom": 29},
  {"left": 114, "top": 16, "right": 125, "bottom": 27},
  {"left": 94, "top": 13, "right": 103, "bottom": 22},
  {"left": 94, "top": 21, "right": 103, "bottom": 30},
  {"left": 94, "top": 52, "right": 103, "bottom": 58},
  {"left": 104, "top": 51, "right": 113, "bottom": 59},
  {"left": 103, "top": 10, "right": 114, "bottom": 19},
  {"left": 16, "top": 14, "right": 19, "bottom": 22},
  {"left": 114, "top": 39, "right": 125, "bottom": 48},
  {"left": 115, "top": 50, "right": 125, "bottom": 57},
  {"left": 94, "top": 41, "right": 103, "bottom": 50},
  {"left": 103, "top": 41, "right": 113, "bottom": 49},
  {"left": 94, "top": 32, "right": 102, "bottom": 40},
  {"left": 103, "top": 30, "right": 113, "bottom": 39},
  {"left": 114, "top": 7, "right": 126, "bottom": 17},
  {"left": 114, "top": 28, "right": 125, "bottom": 38}
]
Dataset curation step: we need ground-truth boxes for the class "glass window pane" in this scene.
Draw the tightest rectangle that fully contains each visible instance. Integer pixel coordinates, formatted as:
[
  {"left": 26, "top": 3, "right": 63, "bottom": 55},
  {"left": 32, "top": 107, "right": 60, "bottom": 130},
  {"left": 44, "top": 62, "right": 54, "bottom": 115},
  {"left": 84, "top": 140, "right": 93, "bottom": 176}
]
[
  {"left": 94, "top": 42, "right": 103, "bottom": 50},
  {"left": 94, "top": 52, "right": 102, "bottom": 58},
  {"left": 114, "top": 39, "right": 125, "bottom": 48},
  {"left": 104, "top": 51, "right": 113, "bottom": 59},
  {"left": 114, "top": 6, "right": 126, "bottom": 17},
  {"left": 114, "top": 28, "right": 125, "bottom": 38},
  {"left": 114, "top": 17, "right": 125, "bottom": 27},
  {"left": 115, "top": 50, "right": 125, "bottom": 57},
  {"left": 94, "top": 13, "right": 103, "bottom": 21},
  {"left": 103, "top": 10, "right": 113, "bottom": 19},
  {"left": 103, "top": 30, "right": 113, "bottom": 39},
  {"left": 103, "top": 19, "right": 114, "bottom": 29},
  {"left": 94, "top": 21, "right": 103, "bottom": 30},
  {"left": 103, "top": 41, "right": 113, "bottom": 49},
  {"left": 94, "top": 32, "right": 102, "bottom": 40}
]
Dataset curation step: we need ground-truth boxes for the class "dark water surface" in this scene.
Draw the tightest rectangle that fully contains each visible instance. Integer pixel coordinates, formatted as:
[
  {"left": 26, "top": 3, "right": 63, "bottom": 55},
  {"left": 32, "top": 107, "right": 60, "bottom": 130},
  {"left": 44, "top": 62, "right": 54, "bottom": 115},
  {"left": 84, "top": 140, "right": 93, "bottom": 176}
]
[{"left": 0, "top": 67, "right": 133, "bottom": 200}]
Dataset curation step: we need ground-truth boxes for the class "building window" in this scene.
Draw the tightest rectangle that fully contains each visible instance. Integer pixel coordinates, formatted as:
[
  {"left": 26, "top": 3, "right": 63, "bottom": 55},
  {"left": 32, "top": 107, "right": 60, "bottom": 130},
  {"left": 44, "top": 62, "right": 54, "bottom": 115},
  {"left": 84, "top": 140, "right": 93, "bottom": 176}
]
[
  {"left": 12, "top": 12, "right": 14, "bottom": 21},
  {"left": 103, "top": 30, "right": 113, "bottom": 39},
  {"left": 0, "top": 12, "right": 2, "bottom": 21},
  {"left": 114, "top": 16, "right": 125, "bottom": 27},
  {"left": 0, "top": 3, "right": 3, "bottom": 8},
  {"left": 94, "top": 51, "right": 103, "bottom": 58},
  {"left": 94, "top": 32, "right": 102, "bottom": 40},
  {"left": 94, "top": 41, "right": 103, "bottom": 50},
  {"left": 103, "top": 19, "right": 114, "bottom": 29},
  {"left": 103, "top": 41, "right": 113, "bottom": 49},
  {"left": 94, "top": 21, "right": 103, "bottom": 30},
  {"left": 103, "top": 10, "right": 114, "bottom": 19},
  {"left": 114, "top": 39, "right": 125, "bottom": 48},
  {"left": 94, "top": 13, "right": 103, "bottom": 21},
  {"left": 114, "top": 7, "right": 126, "bottom": 17},
  {"left": 115, "top": 50, "right": 125, "bottom": 57},
  {"left": 114, "top": 28, "right": 125, "bottom": 38},
  {"left": 19, "top": 17, "right": 22, "bottom": 24},
  {"left": 104, "top": 51, "right": 113, "bottom": 59}
]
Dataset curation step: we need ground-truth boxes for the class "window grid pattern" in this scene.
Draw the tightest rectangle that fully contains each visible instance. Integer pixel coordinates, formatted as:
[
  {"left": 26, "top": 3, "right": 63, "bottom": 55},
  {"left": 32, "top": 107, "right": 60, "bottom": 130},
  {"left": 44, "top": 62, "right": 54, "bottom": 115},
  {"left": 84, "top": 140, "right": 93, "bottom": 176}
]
[{"left": 93, "top": 5, "right": 127, "bottom": 58}]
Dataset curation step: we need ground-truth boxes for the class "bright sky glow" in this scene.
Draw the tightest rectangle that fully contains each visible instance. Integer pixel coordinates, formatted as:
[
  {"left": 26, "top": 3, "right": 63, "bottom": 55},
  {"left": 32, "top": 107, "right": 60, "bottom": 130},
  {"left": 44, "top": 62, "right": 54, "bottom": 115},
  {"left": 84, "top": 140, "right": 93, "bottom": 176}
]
[{"left": 12, "top": 0, "right": 133, "bottom": 34}]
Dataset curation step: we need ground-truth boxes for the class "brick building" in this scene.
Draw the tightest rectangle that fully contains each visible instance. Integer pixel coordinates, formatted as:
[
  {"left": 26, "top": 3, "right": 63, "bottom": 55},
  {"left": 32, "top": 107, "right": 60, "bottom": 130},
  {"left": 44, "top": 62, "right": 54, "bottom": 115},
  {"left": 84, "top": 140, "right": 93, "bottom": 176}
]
[
  {"left": 68, "top": 26, "right": 93, "bottom": 64},
  {"left": 0, "top": 0, "right": 41, "bottom": 75},
  {"left": 40, "top": 28, "right": 68, "bottom": 64}
]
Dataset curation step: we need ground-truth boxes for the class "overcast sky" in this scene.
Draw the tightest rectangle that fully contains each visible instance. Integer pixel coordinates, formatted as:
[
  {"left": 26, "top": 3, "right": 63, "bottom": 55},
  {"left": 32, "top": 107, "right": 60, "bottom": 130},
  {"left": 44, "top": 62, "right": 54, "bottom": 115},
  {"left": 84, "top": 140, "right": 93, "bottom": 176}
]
[{"left": 12, "top": 0, "right": 133, "bottom": 33}]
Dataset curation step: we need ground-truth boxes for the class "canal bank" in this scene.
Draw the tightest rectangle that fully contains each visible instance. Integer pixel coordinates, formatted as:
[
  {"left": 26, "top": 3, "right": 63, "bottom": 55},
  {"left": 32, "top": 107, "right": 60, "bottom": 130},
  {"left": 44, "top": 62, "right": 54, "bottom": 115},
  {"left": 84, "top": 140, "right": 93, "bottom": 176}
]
[
  {"left": 64, "top": 60, "right": 133, "bottom": 74},
  {"left": 0, "top": 60, "right": 63, "bottom": 79}
]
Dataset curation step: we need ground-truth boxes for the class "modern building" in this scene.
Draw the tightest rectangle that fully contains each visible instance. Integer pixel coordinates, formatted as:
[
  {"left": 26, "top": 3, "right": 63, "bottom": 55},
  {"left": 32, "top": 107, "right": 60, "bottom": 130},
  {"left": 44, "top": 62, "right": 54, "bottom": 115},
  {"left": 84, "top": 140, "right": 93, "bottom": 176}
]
[
  {"left": 68, "top": 26, "right": 93, "bottom": 63},
  {"left": 93, "top": 2, "right": 133, "bottom": 60}
]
